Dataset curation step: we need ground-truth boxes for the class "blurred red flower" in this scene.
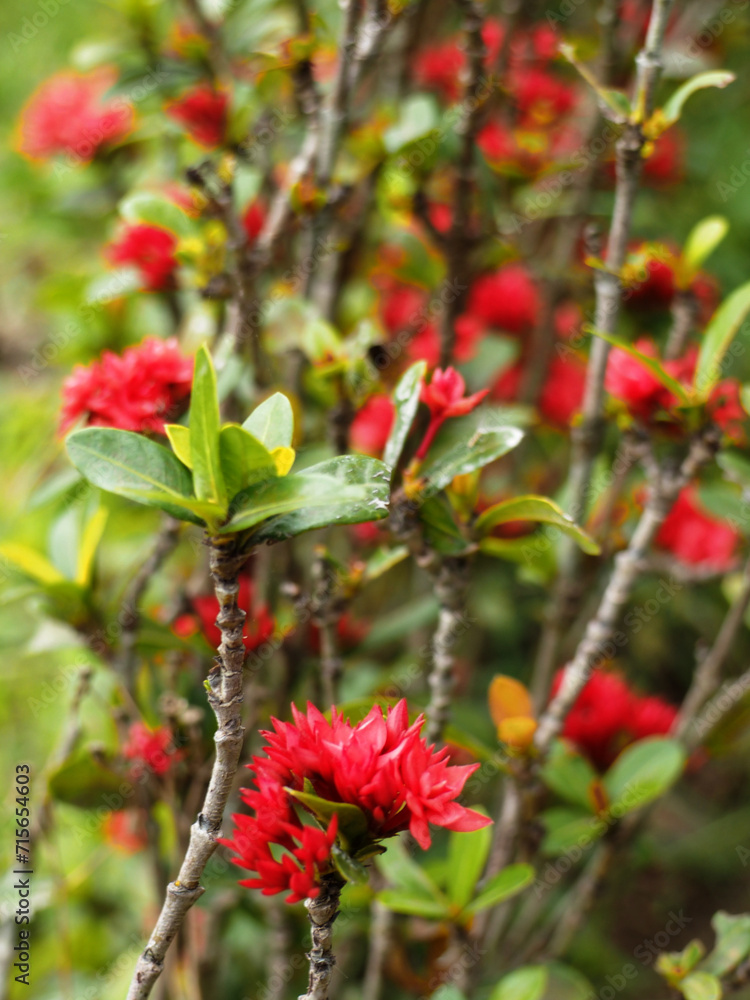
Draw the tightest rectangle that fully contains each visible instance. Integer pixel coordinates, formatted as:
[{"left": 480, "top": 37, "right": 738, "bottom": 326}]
[
  {"left": 220, "top": 700, "right": 491, "bottom": 902},
  {"left": 604, "top": 338, "right": 695, "bottom": 423},
  {"left": 60, "top": 337, "right": 193, "bottom": 435},
  {"left": 539, "top": 354, "right": 586, "bottom": 426},
  {"left": 510, "top": 67, "right": 577, "bottom": 126},
  {"left": 242, "top": 200, "right": 266, "bottom": 243},
  {"left": 107, "top": 223, "right": 179, "bottom": 291},
  {"left": 174, "top": 575, "right": 275, "bottom": 653},
  {"left": 413, "top": 42, "right": 466, "bottom": 103},
  {"left": 350, "top": 394, "right": 395, "bottom": 457},
  {"left": 467, "top": 265, "right": 540, "bottom": 335},
  {"left": 656, "top": 486, "right": 739, "bottom": 570},
  {"left": 102, "top": 810, "right": 149, "bottom": 853},
  {"left": 123, "top": 722, "right": 182, "bottom": 776},
  {"left": 17, "top": 68, "right": 133, "bottom": 162},
  {"left": 166, "top": 84, "right": 228, "bottom": 147}
]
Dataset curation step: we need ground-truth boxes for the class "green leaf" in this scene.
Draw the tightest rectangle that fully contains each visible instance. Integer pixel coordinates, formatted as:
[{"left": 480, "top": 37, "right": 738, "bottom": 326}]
[
  {"left": 682, "top": 216, "right": 729, "bottom": 281},
  {"left": 75, "top": 507, "right": 109, "bottom": 586},
  {"left": 541, "top": 808, "right": 604, "bottom": 856},
  {"left": 432, "top": 988, "right": 467, "bottom": 1000},
  {"left": 190, "top": 345, "right": 226, "bottom": 509},
  {"left": 419, "top": 495, "right": 469, "bottom": 555},
  {"left": 603, "top": 737, "right": 685, "bottom": 815},
  {"left": 420, "top": 418, "right": 524, "bottom": 491},
  {"left": 490, "top": 966, "right": 548, "bottom": 1000},
  {"left": 0, "top": 542, "right": 65, "bottom": 585},
  {"left": 540, "top": 741, "right": 599, "bottom": 811},
  {"left": 679, "top": 972, "right": 722, "bottom": 1000},
  {"left": 377, "top": 839, "right": 446, "bottom": 902},
  {"left": 286, "top": 787, "right": 369, "bottom": 847},
  {"left": 588, "top": 328, "right": 692, "bottom": 404},
  {"left": 463, "top": 864, "right": 534, "bottom": 915},
  {"left": 661, "top": 71, "right": 736, "bottom": 127},
  {"left": 694, "top": 281, "right": 750, "bottom": 400},
  {"left": 219, "top": 424, "right": 278, "bottom": 499},
  {"left": 717, "top": 449, "right": 750, "bottom": 489},
  {"left": 66, "top": 428, "right": 204, "bottom": 525},
  {"left": 242, "top": 392, "right": 294, "bottom": 450},
  {"left": 474, "top": 496, "right": 600, "bottom": 555},
  {"left": 48, "top": 751, "right": 124, "bottom": 809},
  {"left": 377, "top": 889, "right": 451, "bottom": 919},
  {"left": 701, "top": 912, "right": 750, "bottom": 977},
  {"left": 384, "top": 94, "right": 439, "bottom": 154},
  {"left": 225, "top": 456, "right": 390, "bottom": 539},
  {"left": 331, "top": 843, "right": 370, "bottom": 884},
  {"left": 165, "top": 424, "right": 192, "bottom": 468},
  {"left": 384, "top": 360, "right": 427, "bottom": 472},
  {"left": 447, "top": 813, "right": 492, "bottom": 910},
  {"left": 119, "top": 191, "right": 192, "bottom": 236},
  {"left": 362, "top": 545, "right": 410, "bottom": 583}
]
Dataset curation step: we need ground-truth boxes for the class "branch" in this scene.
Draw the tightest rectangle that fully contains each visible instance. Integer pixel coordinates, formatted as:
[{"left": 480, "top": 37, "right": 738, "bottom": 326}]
[
  {"left": 362, "top": 898, "right": 393, "bottom": 1000},
  {"left": 126, "top": 535, "right": 249, "bottom": 1000},
  {"left": 311, "top": 549, "right": 346, "bottom": 706},
  {"left": 425, "top": 556, "right": 471, "bottom": 745},
  {"left": 534, "top": 428, "right": 719, "bottom": 754},
  {"left": 664, "top": 288, "right": 698, "bottom": 361},
  {"left": 299, "top": 872, "right": 346, "bottom": 1000}
]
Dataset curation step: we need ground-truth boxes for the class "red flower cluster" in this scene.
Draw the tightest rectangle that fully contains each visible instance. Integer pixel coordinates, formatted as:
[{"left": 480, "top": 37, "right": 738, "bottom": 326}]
[
  {"left": 466, "top": 264, "right": 540, "bottom": 336},
  {"left": 604, "top": 338, "right": 695, "bottom": 423},
  {"left": 173, "top": 575, "right": 275, "bottom": 653},
  {"left": 18, "top": 68, "right": 133, "bottom": 162},
  {"left": 538, "top": 354, "right": 587, "bottom": 426},
  {"left": 220, "top": 701, "right": 491, "bottom": 902},
  {"left": 60, "top": 337, "right": 193, "bottom": 435},
  {"left": 107, "top": 223, "right": 179, "bottom": 292},
  {"left": 416, "top": 367, "right": 489, "bottom": 460},
  {"left": 123, "top": 722, "right": 182, "bottom": 776},
  {"left": 656, "top": 486, "right": 739, "bottom": 571},
  {"left": 551, "top": 670, "right": 677, "bottom": 770},
  {"left": 350, "top": 395, "right": 395, "bottom": 457},
  {"left": 166, "top": 84, "right": 228, "bottom": 147}
]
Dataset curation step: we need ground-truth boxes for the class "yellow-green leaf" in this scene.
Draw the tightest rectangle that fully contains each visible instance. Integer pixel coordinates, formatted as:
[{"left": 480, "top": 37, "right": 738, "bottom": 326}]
[
  {"left": 75, "top": 507, "right": 109, "bottom": 586},
  {"left": 165, "top": 424, "right": 192, "bottom": 468},
  {"left": 0, "top": 542, "right": 65, "bottom": 586}
]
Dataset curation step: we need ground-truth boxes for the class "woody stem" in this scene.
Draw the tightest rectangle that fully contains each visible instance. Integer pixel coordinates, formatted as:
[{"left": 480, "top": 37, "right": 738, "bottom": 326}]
[{"left": 299, "top": 872, "right": 346, "bottom": 1000}]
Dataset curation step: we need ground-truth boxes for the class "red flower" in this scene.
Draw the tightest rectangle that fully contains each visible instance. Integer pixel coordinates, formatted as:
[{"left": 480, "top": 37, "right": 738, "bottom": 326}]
[
  {"left": 242, "top": 200, "right": 266, "bottom": 243},
  {"left": 491, "top": 362, "right": 523, "bottom": 403},
  {"left": 413, "top": 42, "right": 466, "bottom": 103},
  {"left": 656, "top": 486, "right": 739, "bottom": 571},
  {"left": 604, "top": 338, "right": 695, "bottom": 423},
  {"left": 351, "top": 395, "right": 395, "bottom": 457},
  {"left": 102, "top": 810, "right": 149, "bottom": 853},
  {"left": 107, "top": 224, "right": 179, "bottom": 292},
  {"left": 416, "top": 367, "right": 489, "bottom": 459},
  {"left": 477, "top": 121, "right": 517, "bottom": 165},
  {"left": 17, "top": 67, "right": 133, "bottom": 162},
  {"left": 60, "top": 337, "right": 193, "bottom": 435},
  {"left": 467, "top": 265, "right": 540, "bottom": 335},
  {"left": 407, "top": 316, "right": 483, "bottom": 367},
  {"left": 510, "top": 67, "right": 577, "bottom": 126},
  {"left": 623, "top": 246, "right": 676, "bottom": 311},
  {"left": 166, "top": 84, "right": 228, "bottom": 148},
  {"left": 381, "top": 285, "right": 427, "bottom": 335},
  {"left": 709, "top": 379, "right": 746, "bottom": 442},
  {"left": 220, "top": 700, "right": 491, "bottom": 902},
  {"left": 643, "top": 129, "right": 685, "bottom": 187},
  {"left": 539, "top": 354, "right": 586, "bottom": 426},
  {"left": 123, "top": 722, "right": 182, "bottom": 776},
  {"left": 551, "top": 670, "right": 677, "bottom": 770},
  {"left": 178, "top": 575, "right": 275, "bottom": 653}
]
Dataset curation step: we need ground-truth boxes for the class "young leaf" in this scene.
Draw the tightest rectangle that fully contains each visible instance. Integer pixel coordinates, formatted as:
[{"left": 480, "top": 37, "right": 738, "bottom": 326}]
[
  {"left": 694, "top": 281, "right": 750, "bottom": 400},
  {"left": 66, "top": 428, "right": 204, "bottom": 525},
  {"left": 165, "top": 424, "right": 192, "bottom": 468},
  {"left": 377, "top": 839, "right": 446, "bottom": 902},
  {"left": 588, "top": 328, "right": 692, "bottom": 404},
  {"left": 700, "top": 912, "right": 750, "bottom": 977},
  {"left": 603, "top": 737, "right": 685, "bottom": 815},
  {"left": 660, "top": 71, "right": 736, "bottom": 127},
  {"left": 242, "top": 392, "right": 294, "bottom": 450},
  {"left": 286, "top": 787, "right": 369, "bottom": 847},
  {"left": 420, "top": 422, "right": 524, "bottom": 491},
  {"left": 490, "top": 966, "right": 548, "bottom": 1000},
  {"left": 447, "top": 813, "right": 492, "bottom": 910},
  {"left": 539, "top": 741, "right": 599, "bottom": 812},
  {"left": 219, "top": 424, "right": 278, "bottom": 499},
  {"left": 384, "top": 360, "right": 428, "bottom": 473},
  {"left": 271, "top": 446, "right": 295, "bottom": 475},
  {"left": 679, "top": 972, "right": 722, "bottom": 1000},
  {"left": 331, "top": 843, "right": 369, "bottom": 884},
  {"left": 0, "top": 542, "right": 65, "bottom": 586},
  {"left": 377, "top": 890, "right": 451, "bottom": 920},
  {"left": 119, "top": 191, "right": 193, "bottom": 237},
  {"left": 190, "top": 345, "right": 227, "bottom": 509},
  {"left": 463, "top": 864, "right": 534, "bottom": 915},
  {"left": 681, "top": 216, "right": 729, "bottom": 283},
  {"left": 384, "top": 94, "right": 439, "bottom": 153},
  {"left": 75, "top": 507, "right": 109, "bottom": 586},
  {"left": 474, "top": 496, "right": 600, "bottom": 555}
]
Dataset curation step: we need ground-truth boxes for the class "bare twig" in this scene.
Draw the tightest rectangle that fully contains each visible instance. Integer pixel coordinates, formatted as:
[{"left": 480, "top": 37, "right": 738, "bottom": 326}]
[
  {"left": 664, "top": 289, "right": 698, "bottom": 361},
  {"left": 299, "top": 872, "right": 346, "bottom": 1000},
  {"left": 362, "top": 899, "right": 393, "bottom": 1000},
  {"left": 425, "top": 556, "right": 470, "bottom": 745},
  {"left": 126, "top": 535, "right": 249, "bottom": 1000},
  {"left": 311, "top": 549, "right": 346, "bottom": 707}
]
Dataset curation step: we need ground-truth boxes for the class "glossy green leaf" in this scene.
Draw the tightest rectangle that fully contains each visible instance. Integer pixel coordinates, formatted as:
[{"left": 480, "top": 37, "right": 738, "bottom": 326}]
[
  {"left": 331, "top": 843, "right": 370, "bottom": 884},
  {"left": 540, "top": 741, "right": 599, "bottom": 811},
  {"left": 219, "top": 424, "right": 278, "bottom": 499},
  {"left": 377, "top": 890, "right": 451, "bottom": 919},
  {"left": 474, "top": 496, "right": 599, "bottom": 555},
  {"left": 589, "top": 328, "right": 692, "bottom": 404},
  {"left": 447, "top": 811, "right": 492, "bottom": 909},
  {"left": 190, "top": 345, "right": 226, "bottom": 509},
  {"left": 225, "top": 456, "right": 390, "bottom": 539},
  {"left": 66, "top": 428, "right": 204, "bottom": 525},
  {"left": 287, "top": 787, "right": 369, "bottom": 847},
  {"left": 682, "top": 216, "right": 729, "bottom": 280},
  {"left": 383, "top": 360, "right": 427, "bottom": 472},
  {"left": 419, "top": 495, "right": 469, "bottom": 555},
  {"left": 119, "top": 191, "right": 192, "bottom": 236},
  {"left": 420, "top": 418, "right": 524, "bottom": 491},
  {"left": 694, "top": 281, "right": 750, "bottom": 399},
  {"left": 701, "top": 912, "right": 750, "bottom": 977},
  {"left": 679, "top": 972, "right": 722, "bottom": 1000},
  {"left": 242, "top": 392, "right": 294, "bottom": 450},
  {"left": 463, "top": 863, "right": 534, "bottom": 915},
  {"left": 490, "top": 966, "right": 548, "bottom": 1000},
  {"left": 661, "top": 71, "right": 735, "bottom": 127},
  {"left": 603, "top": 737, "right": 685, "bottom": 815},
  {"left": 165, "top": 423, "right": 192, "bottom": 468}
]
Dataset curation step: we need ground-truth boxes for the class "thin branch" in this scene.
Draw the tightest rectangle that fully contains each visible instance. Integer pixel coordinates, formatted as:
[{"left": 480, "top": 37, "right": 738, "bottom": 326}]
[
  {"left": 311, "top": 549, "right": 346, "bottom": 707},
  {"left": 126, "top": 535, "right": 249, "bottom": 1000},
  {"left": 664, "top": 289, "right": 698, "bottom": 361},
  {"left": 362, "top": 899, "right": 393, "bottom": 1000},
  {"left": 299, "top": 872, "right": 346, "bottom": 1000},
  {"left": 425, "top": 556, "right": 470, "bottom": 745}
]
